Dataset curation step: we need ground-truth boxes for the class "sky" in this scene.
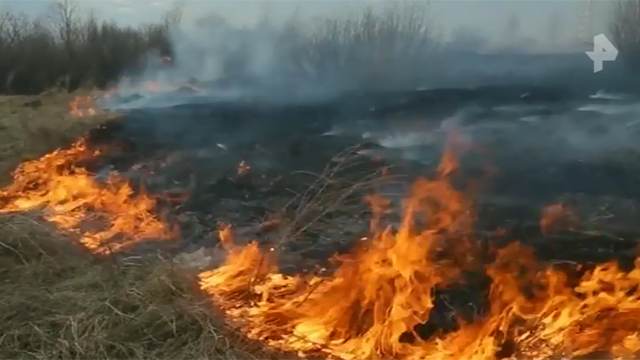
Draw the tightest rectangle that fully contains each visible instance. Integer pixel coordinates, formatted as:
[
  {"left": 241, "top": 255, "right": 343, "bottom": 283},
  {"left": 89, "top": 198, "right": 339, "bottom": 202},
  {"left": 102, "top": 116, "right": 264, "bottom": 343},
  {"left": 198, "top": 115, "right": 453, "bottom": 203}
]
[{"left": 0, "top": 0, "right": 615, "bottom": 52}]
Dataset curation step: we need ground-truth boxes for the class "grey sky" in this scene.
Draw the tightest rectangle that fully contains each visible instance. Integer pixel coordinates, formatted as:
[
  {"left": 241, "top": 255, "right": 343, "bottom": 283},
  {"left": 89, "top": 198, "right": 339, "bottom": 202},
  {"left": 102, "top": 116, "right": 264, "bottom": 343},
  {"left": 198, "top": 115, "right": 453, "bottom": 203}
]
[{"left": 1, "top": 0, "right": 615, "bottom": 52}]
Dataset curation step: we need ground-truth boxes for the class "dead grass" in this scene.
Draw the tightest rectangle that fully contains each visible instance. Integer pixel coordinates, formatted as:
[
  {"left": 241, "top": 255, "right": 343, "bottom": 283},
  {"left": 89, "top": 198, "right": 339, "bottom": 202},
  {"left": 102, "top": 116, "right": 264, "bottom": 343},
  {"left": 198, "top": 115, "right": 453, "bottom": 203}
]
[
  {"left": 0, "top": 214, "right": 261, "bottom": 360},
  {"left": 0, "top": 90, "right": 116, "bottom": 185},
  {"left": 275, "top": 146, "right": 405, "bottom": 247},
  {"left": 0, "top": 89, "right": 283, "bottom": 360}
]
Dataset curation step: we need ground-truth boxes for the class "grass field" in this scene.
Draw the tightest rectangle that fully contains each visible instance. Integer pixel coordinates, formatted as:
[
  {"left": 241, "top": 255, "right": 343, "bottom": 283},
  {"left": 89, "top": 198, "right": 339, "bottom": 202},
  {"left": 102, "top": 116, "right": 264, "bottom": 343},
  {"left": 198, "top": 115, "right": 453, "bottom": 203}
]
[
  {"left": 0, "top": 93, "right": 266, "bottom": 360},
  {"left": 0, "top": 91, "right": 113, "bottom": 184}
]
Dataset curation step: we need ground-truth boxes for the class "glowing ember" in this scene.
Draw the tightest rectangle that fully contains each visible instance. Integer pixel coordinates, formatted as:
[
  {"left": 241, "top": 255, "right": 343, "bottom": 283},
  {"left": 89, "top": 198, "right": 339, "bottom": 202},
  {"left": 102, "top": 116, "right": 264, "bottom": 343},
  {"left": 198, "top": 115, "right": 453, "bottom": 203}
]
[
  {"left": 69, "top": 96, "right": 98, "bottom": 118},
  {"left": 140, "top": 80, "right": 201, "bottom": 94},
  {"left": 199, "top": 147, "right": 640, "bottom": 359},
  {"left": 236, "top": 160, "right": 251, "bottom": 177},
  {"left": 540, "top": 202, "right": 579, "bottom": 235},
  {"left": 142, "top": 80, "right": 180, "bottom": 93},
  {"left": 0, "top": 139, "right": 173, "bottom": 254}
]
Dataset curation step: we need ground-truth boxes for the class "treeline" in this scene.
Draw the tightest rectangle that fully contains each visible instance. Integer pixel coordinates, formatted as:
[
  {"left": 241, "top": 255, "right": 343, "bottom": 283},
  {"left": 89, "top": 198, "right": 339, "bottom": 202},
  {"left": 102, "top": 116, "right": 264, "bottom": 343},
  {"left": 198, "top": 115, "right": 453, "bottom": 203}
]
[
  {"left": 157, "top": 2, "right": 437, "bottom": 95},
  {"left": 4, "top": 0, "right": 640, "bottom": 96},
  {"left": 0, "top": 0, "right": 177, "bottom": 94},
  {"left": 282, "top": 2, "right": 435, "bottom": 91},
  {"left": 0, "top": 1, "right": 437, "bottom": 95},
  {"left": 612, "top": 0, "right": 640, "bottom": 71}
]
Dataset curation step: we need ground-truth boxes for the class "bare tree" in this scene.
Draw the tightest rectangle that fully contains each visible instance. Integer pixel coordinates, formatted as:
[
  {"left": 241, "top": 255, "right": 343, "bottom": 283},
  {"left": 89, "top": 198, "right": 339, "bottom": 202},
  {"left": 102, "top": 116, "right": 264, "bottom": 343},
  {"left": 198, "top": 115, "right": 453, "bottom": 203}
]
[
  {"left": 51, "top": 0, "right": 79, "bottom": 56},
  {"left": 163, "top": 2, "right": 184, "bottom": 28},
  {"left": 299, "top": 2, "right": 434, "bottom": 90},
  {"left": 49, "top": 0, "right": 81, "bottom": 90},
  {"left": 4, "top": 12, "right": 29, "bottom": 46}
]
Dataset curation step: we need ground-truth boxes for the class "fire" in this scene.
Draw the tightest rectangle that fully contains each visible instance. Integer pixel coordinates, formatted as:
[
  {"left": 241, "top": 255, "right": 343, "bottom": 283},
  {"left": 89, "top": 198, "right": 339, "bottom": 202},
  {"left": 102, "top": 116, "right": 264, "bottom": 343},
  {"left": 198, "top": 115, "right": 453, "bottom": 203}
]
[
  {"left": 441, "top": 243, "right": 640, "bottom": 359},
  {"left": 236, "top": 160, "right": 251, "bottom": 177},
  {"left": 199, "top": 147, "right": 477, "bottom": 359},
  {"left": 4, "top": 129, "right": 638, "bottom": 358},
  {"left": 540, "top": 202, "right": 579, "bottom": 235},
  {"left": 69, "top": 95, "right": 98, "bottom": 118},
  {"left": 199, "top": 146, "right": 640, "bottom": 359},
  {"left": 0, "top": 139, "right": 173, "bottom": 254}
]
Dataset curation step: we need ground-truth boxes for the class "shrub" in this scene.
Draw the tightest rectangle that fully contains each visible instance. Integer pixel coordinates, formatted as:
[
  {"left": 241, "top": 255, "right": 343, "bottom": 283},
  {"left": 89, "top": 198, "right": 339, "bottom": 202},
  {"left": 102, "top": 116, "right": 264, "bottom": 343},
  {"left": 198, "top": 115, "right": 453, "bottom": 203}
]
[{"left": 0, "top": 1, "right": 175, "bottom": 94}]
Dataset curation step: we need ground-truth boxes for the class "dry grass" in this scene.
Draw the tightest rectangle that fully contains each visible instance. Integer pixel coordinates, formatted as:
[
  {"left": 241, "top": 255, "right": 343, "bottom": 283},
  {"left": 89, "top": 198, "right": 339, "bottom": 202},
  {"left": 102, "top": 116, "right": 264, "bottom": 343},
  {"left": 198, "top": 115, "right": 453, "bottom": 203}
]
[
  {"left": 275, "top": 146, "right": 405, "bottom": 248},
  {"left": 0, "top": 90, "right": 116, "bottom": 184},
  {"left": 0, "top": 89, "right": 282, "bottom": 360},
  {"left": 0, "top": 214, "right": 261, "bottom": 360}
]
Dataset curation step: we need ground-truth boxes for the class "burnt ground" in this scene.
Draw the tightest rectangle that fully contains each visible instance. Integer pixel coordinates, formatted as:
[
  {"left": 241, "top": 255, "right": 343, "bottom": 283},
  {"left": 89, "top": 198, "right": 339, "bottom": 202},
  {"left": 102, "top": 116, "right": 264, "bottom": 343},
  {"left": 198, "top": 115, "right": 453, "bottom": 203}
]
[
  {"left": 93, "top": 85, "right": 640, "bottom": 259},
  {"left": 77, "top": 84, "right": 640, "bottom": 346}
]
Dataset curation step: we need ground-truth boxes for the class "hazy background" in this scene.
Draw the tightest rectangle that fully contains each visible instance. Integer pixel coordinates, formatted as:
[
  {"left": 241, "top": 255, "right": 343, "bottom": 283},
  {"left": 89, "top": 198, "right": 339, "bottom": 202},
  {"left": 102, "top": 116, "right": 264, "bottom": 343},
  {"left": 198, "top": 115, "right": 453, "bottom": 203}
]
[
  {"left": 2, "top": 0, "right": 633, "bottom": 98},
  {"left": 1, "top": 0, "right": 614, "bottom": 54}
]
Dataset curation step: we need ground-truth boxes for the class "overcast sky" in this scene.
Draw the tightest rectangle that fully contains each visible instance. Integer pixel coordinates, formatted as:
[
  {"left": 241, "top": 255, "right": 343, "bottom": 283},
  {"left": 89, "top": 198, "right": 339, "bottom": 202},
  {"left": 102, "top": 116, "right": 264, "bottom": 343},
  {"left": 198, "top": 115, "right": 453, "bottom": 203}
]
[{"left": 0, "top": 0, "right": 614, "bottom": 52}]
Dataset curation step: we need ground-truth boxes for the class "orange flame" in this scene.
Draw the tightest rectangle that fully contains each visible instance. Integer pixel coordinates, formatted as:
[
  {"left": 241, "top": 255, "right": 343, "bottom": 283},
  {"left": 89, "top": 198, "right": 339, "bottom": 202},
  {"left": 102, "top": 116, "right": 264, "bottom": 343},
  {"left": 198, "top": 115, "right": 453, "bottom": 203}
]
[
  {"left": 0, "top": 139, "right": 173, "bottom": 254},
  {"left": 199, "top": 146, "right": 640, "bottom": 359},
  {"left": 438, "top": 243, "right": 640, "bottom": 359},
  {"left": 69, "top": 96, "right": 97, "bottom": 118},
  {"left": 199, "top": 147, "right": 477, "bottom": 359},
  {"left": 4, "top": 131, "right": 638, "bottom": 358}
]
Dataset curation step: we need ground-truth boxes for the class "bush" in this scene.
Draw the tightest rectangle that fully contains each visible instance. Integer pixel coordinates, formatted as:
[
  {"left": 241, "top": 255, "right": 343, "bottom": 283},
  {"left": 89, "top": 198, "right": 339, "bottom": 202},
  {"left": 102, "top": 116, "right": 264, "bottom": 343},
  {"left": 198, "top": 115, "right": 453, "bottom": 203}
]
[
  {"left": 0, "top": 1, "right": 436, "bottom": 95},
  {"left": 0, "top": 1, "right": 175, "bottom": 94},
  {"left": 134, "top": 2, "right": 436, "bottom": 97},
  {"left": 302, "top": 2, "right": 435, "bottom": 90}
]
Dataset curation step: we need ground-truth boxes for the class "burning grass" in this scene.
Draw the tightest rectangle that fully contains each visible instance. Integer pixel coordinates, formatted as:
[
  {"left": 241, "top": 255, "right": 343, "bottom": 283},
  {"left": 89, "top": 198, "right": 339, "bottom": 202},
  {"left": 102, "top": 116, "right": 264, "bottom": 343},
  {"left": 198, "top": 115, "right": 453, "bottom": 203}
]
[
  {"left": 0, "top": 214, "right": 259, "bottom": 360},
  {"left": 274, "top": 146, "right": 405, "bottom": 254},
  {"left": 0, "top": 95, "right": 266, "bottom": 360},
  {"left": 0, "top": 137, "right": 174, "bottom": 254},
  {"left": 68, "top": 95, "right": 99, "bottom": 118},
  {"left": 0, "top": 91, "right": 117, "bottom": 185},
  {"left": 2, "top": 93, "right": 640, "bottom": 359},
  {"left": 199, "top": 145, "right": 640, "bottom": 359}
]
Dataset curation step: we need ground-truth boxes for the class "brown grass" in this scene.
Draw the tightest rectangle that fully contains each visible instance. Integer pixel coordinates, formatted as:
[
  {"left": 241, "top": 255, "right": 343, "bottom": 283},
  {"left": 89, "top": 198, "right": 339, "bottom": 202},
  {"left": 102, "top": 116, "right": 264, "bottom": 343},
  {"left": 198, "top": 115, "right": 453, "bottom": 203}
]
[
  {"left": 0, "top": 90, "right": 288, "bottom": 360},
  {"left": 0, "top": 90, "right": 116, "bottom": 185},
  {"left": 0, "top": 213, "right": 262, "bottom": 360},
  {"left": 275, "top": 147, "right": 405, "bottom": 247}
]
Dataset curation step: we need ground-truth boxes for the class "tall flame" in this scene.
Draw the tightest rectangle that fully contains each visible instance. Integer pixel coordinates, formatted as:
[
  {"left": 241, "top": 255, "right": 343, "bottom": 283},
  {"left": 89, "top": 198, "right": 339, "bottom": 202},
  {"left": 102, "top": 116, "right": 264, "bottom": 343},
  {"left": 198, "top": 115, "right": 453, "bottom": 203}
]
[
  {"left": 0, "top": 139, "right": 173, "bottom": 254},
  {"left": 4, "top": 132, "right": 640, "bottom": 358},
  {"left": 199, "top": 147, "right": 640, "bottom": 359},
  {"left": 433, "top": 243, "right": 640, "bottom": 359},
  {"left": 199, "top": 147, "right": 477, "bottom": 359}
]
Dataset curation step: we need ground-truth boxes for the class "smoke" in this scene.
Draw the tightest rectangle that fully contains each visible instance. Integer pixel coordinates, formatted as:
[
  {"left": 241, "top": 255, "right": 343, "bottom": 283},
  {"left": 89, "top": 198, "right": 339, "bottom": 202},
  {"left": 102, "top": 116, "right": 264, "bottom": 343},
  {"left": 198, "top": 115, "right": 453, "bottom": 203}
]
[
  {"left": 107, "top": 3, "right": 444, "bottom": 108},
  {"left": 104, "top": 1, "right": 633, "bottom": 112}
]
